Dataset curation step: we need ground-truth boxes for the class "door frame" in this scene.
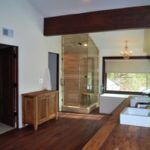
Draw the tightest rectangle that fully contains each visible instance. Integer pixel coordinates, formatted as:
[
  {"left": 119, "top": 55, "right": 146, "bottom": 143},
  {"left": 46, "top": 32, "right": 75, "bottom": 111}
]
[{"left": 0, "top": 43, "right": 19, "bottom": 128}]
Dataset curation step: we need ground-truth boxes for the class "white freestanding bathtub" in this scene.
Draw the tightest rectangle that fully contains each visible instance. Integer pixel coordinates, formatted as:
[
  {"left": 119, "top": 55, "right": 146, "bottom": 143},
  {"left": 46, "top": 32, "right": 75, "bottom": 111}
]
[{"left": 100, "top": 93, "right": 128, "bottom": 114}]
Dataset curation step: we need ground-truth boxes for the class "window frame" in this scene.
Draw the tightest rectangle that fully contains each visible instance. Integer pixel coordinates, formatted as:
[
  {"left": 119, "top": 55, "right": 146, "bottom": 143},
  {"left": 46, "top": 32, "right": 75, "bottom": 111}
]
[{"left": 102, "top": 56, "right": 150, "bottom": 95}]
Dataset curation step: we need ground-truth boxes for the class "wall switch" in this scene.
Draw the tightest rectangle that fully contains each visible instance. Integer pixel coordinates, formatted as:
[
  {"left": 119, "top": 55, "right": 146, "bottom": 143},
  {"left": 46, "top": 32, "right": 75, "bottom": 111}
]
[{"left": 39, "top": 78, "right": 43, "bottom": 84}]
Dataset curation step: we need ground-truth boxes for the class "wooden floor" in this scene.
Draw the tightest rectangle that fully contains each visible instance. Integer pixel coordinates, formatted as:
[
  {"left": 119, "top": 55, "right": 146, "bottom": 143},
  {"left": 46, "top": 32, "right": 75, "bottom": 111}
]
[
  {"left": 101, "top": 124, "right": 150, "bottom": 150},
  {"left": 82, "top": 97, "right": 150, "bottom": 150},
  {"left": 0, "top": 112, "right": 108, "bottom": 150},
  {"left": 90, "top": 107, "right": 100, "bottom": 114}
]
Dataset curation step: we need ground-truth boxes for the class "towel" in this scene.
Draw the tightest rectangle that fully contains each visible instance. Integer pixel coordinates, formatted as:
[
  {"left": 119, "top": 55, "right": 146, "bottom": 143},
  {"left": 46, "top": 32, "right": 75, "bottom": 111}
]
[{"left": 42, "top": 68, "right": 52, "bottom": 90}]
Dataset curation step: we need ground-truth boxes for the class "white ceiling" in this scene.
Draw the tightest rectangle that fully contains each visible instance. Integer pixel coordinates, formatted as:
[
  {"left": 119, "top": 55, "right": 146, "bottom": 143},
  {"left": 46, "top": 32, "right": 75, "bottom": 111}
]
[
  {"left": 27, "top": 0, "right": 149, "bottom": 55},
  {"left": 28, "top": 0, "right": 150, "bottom": 17}
]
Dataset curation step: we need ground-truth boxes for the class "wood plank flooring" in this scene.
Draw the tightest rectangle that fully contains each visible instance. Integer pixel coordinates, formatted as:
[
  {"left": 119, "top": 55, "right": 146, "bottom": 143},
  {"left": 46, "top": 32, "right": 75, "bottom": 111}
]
[
  {"left": 0, "top": 112, "right": 108, "bottom": 150},
  {"left": 101, "top": 124, "right": 150, "bottom": 150},
  {"left": 82, "top": 97, "right": 131, "bottom": 150},
  {"left": 82, "top": 97, "right": 150, "bottom": 150}
]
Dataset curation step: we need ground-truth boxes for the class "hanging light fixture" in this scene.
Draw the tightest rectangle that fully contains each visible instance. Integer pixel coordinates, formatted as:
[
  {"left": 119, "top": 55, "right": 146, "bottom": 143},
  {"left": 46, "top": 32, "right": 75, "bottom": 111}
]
[{"left": 120, "top": 40, "right": 133, "bottom": 59}]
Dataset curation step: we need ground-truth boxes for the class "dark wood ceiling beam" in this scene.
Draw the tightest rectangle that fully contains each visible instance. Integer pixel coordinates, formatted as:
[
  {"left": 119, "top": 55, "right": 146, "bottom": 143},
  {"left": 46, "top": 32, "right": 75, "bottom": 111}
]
[{"left": 44, "top": 6, "right": 150, "bottom": 36}]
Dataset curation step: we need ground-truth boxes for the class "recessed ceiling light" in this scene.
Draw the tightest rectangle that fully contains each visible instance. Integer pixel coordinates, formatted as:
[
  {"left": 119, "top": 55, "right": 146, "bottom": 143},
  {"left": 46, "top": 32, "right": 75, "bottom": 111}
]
[
  {"left": 83, "top": 43, "right": 88, "bottom": 47},
  {"left": 82, "top": 0, "right": 91, "bottom": 3},
  {"left": 78, "top": 42, "right": 88, "bottom": 47}
]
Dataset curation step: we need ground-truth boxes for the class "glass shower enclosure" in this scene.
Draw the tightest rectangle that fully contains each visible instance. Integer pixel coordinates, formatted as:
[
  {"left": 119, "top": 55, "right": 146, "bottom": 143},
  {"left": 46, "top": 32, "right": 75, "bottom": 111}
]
[{"left": 61, "top": 33, "right": 99, "bottom": 113}]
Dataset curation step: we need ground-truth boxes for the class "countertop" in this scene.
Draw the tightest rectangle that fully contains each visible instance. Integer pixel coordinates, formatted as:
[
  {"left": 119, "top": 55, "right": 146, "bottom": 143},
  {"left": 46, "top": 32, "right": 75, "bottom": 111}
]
[
  {"left": 22, "top": 90, "right": 58, "bottom": 97},
  {"left": 82, "top": 97, "right": 150, "bottom": 150}
]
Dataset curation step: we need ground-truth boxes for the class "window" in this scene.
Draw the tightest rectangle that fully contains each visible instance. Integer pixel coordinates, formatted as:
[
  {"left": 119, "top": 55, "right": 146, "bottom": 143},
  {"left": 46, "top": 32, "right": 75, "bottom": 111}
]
[
  {"left": 107, "top": 73, "right": 150, "bottom": 92},
  {"left": 103, "top": 57, "right": 150, "bottom": 94}
]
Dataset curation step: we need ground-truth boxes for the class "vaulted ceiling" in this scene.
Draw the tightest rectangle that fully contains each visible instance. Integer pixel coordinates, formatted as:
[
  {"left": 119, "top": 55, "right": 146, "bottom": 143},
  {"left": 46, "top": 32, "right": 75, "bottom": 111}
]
[
  {"left": 28, "top": 0, "right": 150, "bottom": 17},
  {"left": 27, "top": 0, "right": 150, "bottom": 54}
]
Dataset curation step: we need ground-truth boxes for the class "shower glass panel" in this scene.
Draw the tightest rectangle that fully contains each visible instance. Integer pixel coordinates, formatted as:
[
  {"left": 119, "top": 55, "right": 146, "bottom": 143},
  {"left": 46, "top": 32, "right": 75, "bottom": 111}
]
[{"left": 61, "top": 33, "right": 99, "bottom": 113}]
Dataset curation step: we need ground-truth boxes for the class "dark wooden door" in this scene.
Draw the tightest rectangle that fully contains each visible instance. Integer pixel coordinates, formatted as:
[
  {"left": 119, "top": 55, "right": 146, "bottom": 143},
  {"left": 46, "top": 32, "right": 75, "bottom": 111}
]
[{"left": 0, "top": 45, "right": 18, "bottom": 127}]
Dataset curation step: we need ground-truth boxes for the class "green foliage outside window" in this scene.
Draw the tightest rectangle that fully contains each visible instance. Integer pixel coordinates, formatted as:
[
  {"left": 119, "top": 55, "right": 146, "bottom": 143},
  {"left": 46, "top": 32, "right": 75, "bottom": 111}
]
[{"left": 107, "top": 73, "right": 150, "bottom": 92}]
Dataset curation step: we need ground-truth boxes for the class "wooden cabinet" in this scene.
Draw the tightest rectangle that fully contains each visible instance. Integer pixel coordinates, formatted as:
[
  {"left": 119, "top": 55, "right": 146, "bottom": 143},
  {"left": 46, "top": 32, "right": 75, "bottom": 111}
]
[{"left": 22, "top": 90, "right": 58, "bottom": 130}]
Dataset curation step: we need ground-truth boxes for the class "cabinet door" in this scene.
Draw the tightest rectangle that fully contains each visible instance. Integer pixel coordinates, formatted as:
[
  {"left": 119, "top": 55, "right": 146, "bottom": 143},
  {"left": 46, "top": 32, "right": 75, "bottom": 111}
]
[
  {"left": 47, "top": 93, "right": 57, "bottom": 118},
  {"left": 37, "top": 95, "right": 49, "bottom": 124},
  {"left": 23, "top": 97, "right": 34, "bottom": 124}
]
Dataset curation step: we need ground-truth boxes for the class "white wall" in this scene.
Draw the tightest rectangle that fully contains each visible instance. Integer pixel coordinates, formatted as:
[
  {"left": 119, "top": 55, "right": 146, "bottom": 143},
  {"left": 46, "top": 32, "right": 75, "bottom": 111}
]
[
  {"left": 0, "top": 0, "right": 61, "bottom": 127},
  {"left": 90, "top": 29, "right": 149, "bottom": 91}
]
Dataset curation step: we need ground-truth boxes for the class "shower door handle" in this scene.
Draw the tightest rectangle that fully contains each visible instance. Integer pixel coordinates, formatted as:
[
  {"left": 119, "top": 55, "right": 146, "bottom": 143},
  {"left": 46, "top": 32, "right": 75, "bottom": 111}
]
[{"left": 61, "top": 78, "right": 64, "bottom": 86}]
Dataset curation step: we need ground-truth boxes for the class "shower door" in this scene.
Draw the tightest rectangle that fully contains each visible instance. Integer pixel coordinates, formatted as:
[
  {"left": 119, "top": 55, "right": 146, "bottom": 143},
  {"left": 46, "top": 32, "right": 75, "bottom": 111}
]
[
  {"left": 61, "top": 34, "right": 99, "bottom": 112},
  {"left": 64, "top": 53, "right": 80, "bottom": 106},
  {"left": 63, "top": 51, "right": 87, "bottom": 107}
]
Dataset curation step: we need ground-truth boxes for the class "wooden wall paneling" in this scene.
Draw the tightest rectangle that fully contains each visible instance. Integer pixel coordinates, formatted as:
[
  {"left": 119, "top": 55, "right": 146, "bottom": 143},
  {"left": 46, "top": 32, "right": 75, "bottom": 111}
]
[
  {"left": 64, "top": 52, "right": 82, "bottom": 106},
  {"left": 44, "top": 6, "right": 150, "bottom": 36},
  {"left": 63, "top": 34, "right": 89, "bottom": 107},
  {"left": 63, "top": 34, "right": 100, "bottom": 107}
]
